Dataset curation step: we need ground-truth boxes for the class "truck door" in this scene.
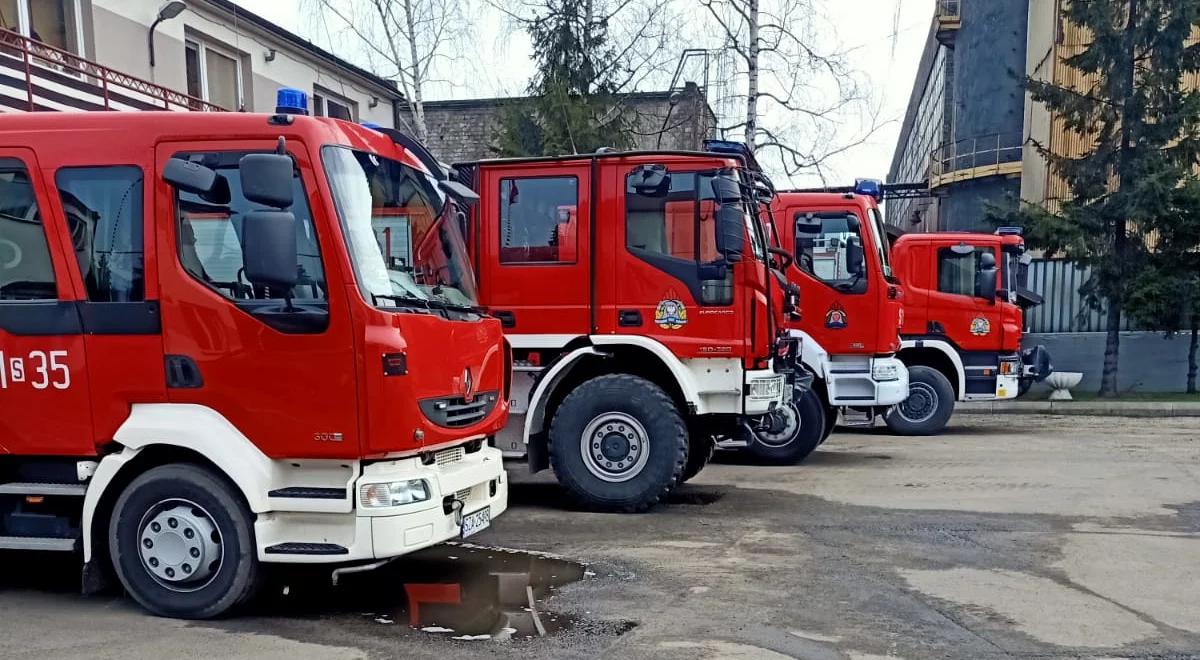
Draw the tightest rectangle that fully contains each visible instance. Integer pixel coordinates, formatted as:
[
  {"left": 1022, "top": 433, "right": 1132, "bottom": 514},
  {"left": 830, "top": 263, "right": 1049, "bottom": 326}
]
[
  {"left": 789, "top": 207, "right": 878, "bottom": 355},
  {"left": 476, "top": 164, "right": 590, "bottom": 335},
  {"left": 604, "top": 165, "right": 742, "bottom": 359},
  {"left": 927, "top": 242, "right": 1002, "bottom": 352},
  {"left": 0, "top": 149, "right": 94, "bottom": 455},
  {"left": 154, "top": 142, "right": 359, "bottom": 459}
]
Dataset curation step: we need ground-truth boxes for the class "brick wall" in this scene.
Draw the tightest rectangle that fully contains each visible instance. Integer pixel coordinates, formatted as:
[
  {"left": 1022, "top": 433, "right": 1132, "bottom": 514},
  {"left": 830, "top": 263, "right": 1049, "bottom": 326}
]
[{"left": 401, "top": 83, "right": 716, "bottom": 164}]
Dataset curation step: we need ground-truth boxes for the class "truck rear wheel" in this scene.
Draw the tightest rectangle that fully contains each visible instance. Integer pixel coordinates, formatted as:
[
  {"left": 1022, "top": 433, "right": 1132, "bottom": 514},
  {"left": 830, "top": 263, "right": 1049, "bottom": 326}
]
[
  {"left": 885, "top": 366, "right": 955, "bottom": 435},
  {"left": 746, "top": 388, "right": 825, "bottom": 464},
  {"left": 549, "top": 374, "right": 687, "bottom": 512},
  {"left": 109, "top": 464, "right": 260, "bottom": 619},
  {"left": 679, "top": 432, "right": 716, "bottom": 485},
  {"left": 819, "top": 404, "right": 838, "bottom": 445}
]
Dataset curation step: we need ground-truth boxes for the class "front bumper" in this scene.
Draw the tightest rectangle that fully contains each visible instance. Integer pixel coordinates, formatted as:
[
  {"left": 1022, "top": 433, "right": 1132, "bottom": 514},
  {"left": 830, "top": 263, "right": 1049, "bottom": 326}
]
[
  {"left": 826, "top": 355, "right": 910, "bottom": 407},
  {"left": 254, "top": 445, "right": 508, "bottom": 563},
  {"left": 745, "top": 365, "right": 788, "bottom": 416}
]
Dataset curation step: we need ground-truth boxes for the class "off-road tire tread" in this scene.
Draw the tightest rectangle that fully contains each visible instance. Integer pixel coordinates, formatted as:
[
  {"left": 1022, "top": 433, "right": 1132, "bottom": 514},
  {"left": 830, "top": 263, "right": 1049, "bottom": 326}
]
[
  {"left": 548, "top": 374, "right": 687, "bottom": 513},
  {"left": 679, "top": 432, "right": 716, "bottom": 485}
]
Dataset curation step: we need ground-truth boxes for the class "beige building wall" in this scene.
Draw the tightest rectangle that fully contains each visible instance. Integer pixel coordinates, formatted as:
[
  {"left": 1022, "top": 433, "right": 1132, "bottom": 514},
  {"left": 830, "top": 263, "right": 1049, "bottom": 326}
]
[
  {"left": 1020, "top": 0, "right": 1057, "bottom": 207},
  {"left": 86, "top": 0, "right": 398, "bottom": 126}
]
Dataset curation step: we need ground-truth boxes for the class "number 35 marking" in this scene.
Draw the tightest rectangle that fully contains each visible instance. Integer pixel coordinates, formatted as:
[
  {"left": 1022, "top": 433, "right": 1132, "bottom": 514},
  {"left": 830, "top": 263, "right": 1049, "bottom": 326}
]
[{"left": 29, "top": 350, "right": 70, "bottom": 390}]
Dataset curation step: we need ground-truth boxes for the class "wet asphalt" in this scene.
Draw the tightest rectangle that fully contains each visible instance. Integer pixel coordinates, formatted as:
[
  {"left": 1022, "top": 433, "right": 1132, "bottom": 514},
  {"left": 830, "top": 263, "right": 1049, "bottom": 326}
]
[{"left": 1, "top": 414, "right": 1198, "bottom": 660}]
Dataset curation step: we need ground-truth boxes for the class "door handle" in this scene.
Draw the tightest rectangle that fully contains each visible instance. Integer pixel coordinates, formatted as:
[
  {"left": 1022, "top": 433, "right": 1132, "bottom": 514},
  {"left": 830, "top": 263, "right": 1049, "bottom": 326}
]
[
  {"left": 165, "top": 355, "right": 204, "bottom": 389},
  {"left": 494, "top": 310, "right": 516, "bottom": 328},
  {"left": 619, "top": 310, "right": 643, "bottom": 327}
]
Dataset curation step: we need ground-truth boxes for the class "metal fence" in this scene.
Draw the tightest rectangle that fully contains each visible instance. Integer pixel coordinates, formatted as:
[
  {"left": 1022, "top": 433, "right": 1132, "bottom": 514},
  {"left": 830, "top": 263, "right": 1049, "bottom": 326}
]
[
  {"left": 936, "top": 0, "right": 961, "bottom": 20},
  {"left": 1024, "top": 258, "right": 1130, "bottom": 333},
  {"left": 930, "top": 132, "right": 1024, "bottom": 184}
]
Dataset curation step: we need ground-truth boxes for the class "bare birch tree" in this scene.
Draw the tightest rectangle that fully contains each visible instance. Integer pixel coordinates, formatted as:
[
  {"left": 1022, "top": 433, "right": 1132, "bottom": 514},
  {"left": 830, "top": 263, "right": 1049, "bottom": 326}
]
[
  {"left": 700, "top": 0, "right": 880, "bottom": 180},
  {"left": 304, "top": 0, "right": 468, "bottom": 142}
]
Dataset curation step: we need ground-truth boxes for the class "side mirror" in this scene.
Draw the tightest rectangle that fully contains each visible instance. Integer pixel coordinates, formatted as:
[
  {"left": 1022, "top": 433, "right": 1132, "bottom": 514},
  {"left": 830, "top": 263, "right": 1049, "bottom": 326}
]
[
  {"left": 163, "top": 158, "right": 218, "bottom": 195},
  {"left": 976, "top": 250, "right": 998, "bottom": 302},
  {"left": 846, "top": 237, "right": 865, "bottom": 276},
  {"left": 710, "top": 174, "right": 742, "bottom": 203},
  {"left": 714, "top": 206, "right": 745, "bottom": 263},
  {"left": 631, "top": 164, "right": 670, "bottom": 196},
  {"left": 439, "top": 179, "right": 480, "bottom": 206},
  {"left": 698, "top": 262, "right": 728, "bottom": 281},
  {"left": 845, "top": 215, "right": 861, "bottom": 232},
  {"left": 241, "top": 210, "right": 299, "bottom": 290},
  {"left": 240, "top": 153, "right": 294, "bottom": 208}
]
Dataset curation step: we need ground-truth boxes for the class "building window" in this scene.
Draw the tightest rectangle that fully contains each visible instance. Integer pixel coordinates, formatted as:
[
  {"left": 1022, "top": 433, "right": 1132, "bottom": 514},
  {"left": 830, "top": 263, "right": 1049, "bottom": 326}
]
[
  {"left": 56, "top": 167, "right": 145, "bottom": 302},
  {"left": 0, "top": 0, "right": 83, "bottom": 53},
  {"left": 499, "top": 177, "right": 578, "bottom": 264},
  {"left": 313, "top": 87, "right": 357, "bottom": 121},
  {"left": 185, "top": 39, "right": 244, "bottom": 110},
  {"left": 0, "top": 159, "right": 57, "bottom": 301}
]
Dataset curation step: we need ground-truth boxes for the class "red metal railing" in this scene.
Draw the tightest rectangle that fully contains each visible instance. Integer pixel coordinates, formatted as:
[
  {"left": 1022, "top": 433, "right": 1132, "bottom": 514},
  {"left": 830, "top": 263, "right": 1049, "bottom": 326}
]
[{"left": 0, "top": 29, "right": 223, "bottom": 113}]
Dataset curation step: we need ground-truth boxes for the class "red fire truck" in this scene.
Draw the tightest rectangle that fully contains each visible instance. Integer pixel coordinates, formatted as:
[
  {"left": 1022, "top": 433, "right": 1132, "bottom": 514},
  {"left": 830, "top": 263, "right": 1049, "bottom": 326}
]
[
  {"left": 453, "top": 146, "right": 802, "bottom": 510},
  {"left": 760, "top": 183, "right": 910, "bottom": 451},
  {"left": 889, "top": 228, "right": 1052, "bottom": 433},
  {"left": 0, "top": 93, "right": 509, "bottom": 618}
]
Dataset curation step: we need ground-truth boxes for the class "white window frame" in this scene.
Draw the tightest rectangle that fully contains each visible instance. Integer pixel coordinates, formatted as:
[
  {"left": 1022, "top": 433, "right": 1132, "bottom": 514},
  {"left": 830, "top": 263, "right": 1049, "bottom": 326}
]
[
  {"left": 313, "top": 85, "right": 357, "bottom": 121},
  {"left": 11, "top": 0, "right": 85, "bottom": 54},
  {"left": 185, "top": 38, "right": 245, "bottom": 110}
]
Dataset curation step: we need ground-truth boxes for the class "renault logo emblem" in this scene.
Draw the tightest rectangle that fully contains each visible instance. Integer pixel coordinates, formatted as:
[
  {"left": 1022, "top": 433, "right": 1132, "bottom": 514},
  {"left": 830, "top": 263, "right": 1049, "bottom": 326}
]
[{"left": 462, "top": 367, "right": 475, "bottom": 402}]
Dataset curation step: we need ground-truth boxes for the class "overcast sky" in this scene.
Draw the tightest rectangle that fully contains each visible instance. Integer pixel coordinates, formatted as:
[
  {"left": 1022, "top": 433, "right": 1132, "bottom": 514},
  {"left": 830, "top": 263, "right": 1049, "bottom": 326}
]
[{"left": 233, "top": 0, "right": 933, "bottom": 186}]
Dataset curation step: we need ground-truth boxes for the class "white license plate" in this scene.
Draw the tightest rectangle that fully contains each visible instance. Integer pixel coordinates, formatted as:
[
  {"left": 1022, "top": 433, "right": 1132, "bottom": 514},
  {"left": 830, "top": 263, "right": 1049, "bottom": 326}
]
[{"left": 460, "top": 507, "right": 491, "bottom": 538}]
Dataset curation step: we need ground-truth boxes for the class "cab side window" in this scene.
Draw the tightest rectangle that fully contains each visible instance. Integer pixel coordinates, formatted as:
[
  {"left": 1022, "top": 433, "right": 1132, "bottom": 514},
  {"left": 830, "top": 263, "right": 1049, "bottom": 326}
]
[
  {"left": 794, "top": 212, "right": 867, "bottom": 294},
  {"left": 498, "top": 177, "right": 578, "bottom": 264},
  {"left": 55, "top": 167, "right": 145, "bottom": 302},
  {"left": 937, "top": 246, "right": 980, "bottom": 296},
  {"left": 0, "top": 159, "right": 57, "bottom": 301},
  {"left": 173, "top": 151, "right": 327, "bottom": 303}
]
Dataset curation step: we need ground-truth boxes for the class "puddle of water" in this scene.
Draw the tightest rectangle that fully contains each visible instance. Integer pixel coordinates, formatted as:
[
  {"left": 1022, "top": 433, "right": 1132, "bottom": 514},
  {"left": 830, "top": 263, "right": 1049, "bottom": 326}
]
[{"left": 260, "top": 544, "right": 590, "bottom": 640}]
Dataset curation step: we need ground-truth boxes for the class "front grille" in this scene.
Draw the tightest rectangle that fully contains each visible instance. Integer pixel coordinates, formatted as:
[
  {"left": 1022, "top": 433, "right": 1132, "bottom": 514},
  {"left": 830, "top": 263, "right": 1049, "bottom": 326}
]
[
  {"left": 436, "top": 446, "right": 465, "bottom": 467},
  {"left": 455, "top": 486, "right": 473, "bottom": 501},
  {"left": 418, "top": 391, "right": 499, "bottom": 428}
]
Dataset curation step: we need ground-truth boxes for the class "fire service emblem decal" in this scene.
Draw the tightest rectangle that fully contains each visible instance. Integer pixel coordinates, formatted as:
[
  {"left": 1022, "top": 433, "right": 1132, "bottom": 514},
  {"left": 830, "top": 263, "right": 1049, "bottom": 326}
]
[
  {"left": 825, "top": 302, "right": 848, "bottom": 329},
  {"left": 655, "top": 295, "right": 688, "bottom": 330},
  {"left": 970, "top": 317, "right": 991, "bottom": 336}
]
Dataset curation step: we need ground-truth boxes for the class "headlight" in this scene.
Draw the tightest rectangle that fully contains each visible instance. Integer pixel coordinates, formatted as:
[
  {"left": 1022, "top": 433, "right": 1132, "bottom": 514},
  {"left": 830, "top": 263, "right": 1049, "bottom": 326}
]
[
  {"left": 360, "top": 479, "right": 431, "bottom": 508},
  {"left": 999, "top": 359, "right": 1019, "bottom": 375},
  {"left": 749, "top": 376, "right": 784, "bottom": 399},
  {"left": 872, "top": 360, "right": 902, "bottom": 382}
]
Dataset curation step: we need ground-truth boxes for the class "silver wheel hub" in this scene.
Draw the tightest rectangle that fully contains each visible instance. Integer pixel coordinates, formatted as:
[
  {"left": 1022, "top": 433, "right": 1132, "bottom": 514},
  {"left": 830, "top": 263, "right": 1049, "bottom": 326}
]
[
  {"left": 897, "top": 382, "right": 939, "bottom": 424},
  {"left": 753, "top": 403, "right": 802, "bottom": 448},
  {"left": 138, "top": 499, "right": 222, "bottom": 591},
  {"left": 581, "top": 412, "right": 651, "bottom": 483}
]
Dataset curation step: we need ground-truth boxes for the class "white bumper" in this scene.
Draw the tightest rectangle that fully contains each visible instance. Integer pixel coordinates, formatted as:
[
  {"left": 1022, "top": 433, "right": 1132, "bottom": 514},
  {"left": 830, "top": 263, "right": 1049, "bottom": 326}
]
[
  {"left": 255, "top": 446, "right": 508, "bottom": 563},
  {"left": 825, "top": 355, "right": 909, "bottom": 407},
  {"left": 994, "top": 374, "right": 1020, "bottom": 400}
]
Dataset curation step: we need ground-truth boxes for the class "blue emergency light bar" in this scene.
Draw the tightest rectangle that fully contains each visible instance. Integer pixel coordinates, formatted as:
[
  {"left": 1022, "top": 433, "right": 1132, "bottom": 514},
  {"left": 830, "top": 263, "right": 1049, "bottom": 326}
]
[
  {"left": 275, "top": 88, "right": 309, "bottom": 116},
  {"left": 853, "top": 178, "right": 884, "bottom": 201},
  {"left": 996, "top": 227, "right": 1024, "bottom": 236},
  {"left": 703, "top": 139, "right": 752, "bottom": 158}
]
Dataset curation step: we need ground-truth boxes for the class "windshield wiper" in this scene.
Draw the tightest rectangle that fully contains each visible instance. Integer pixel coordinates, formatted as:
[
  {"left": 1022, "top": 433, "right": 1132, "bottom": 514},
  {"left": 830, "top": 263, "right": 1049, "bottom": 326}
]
[{"left": 372, "top": 293, "right": 437, "bottom": 310}]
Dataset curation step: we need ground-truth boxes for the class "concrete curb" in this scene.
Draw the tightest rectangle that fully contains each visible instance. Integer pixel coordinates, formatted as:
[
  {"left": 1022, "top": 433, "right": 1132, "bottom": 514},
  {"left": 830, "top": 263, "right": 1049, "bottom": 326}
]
[{"left": 957, "top": 400, "right": 1200, "bottom": 417}]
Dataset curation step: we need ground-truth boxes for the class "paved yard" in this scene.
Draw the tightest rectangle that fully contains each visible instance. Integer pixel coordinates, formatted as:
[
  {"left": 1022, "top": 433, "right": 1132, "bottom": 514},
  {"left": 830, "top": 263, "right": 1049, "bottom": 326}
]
[{"left": 2, "top": 414, "right": 1198, "bottom": 659}]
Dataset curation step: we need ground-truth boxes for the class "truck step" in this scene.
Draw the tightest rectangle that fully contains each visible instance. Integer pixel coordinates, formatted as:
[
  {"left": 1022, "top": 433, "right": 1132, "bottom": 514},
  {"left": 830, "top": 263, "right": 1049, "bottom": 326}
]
[
  {"left": 264, "top": 542, "right": 349, "bottom": 556},
  {"left": 0, "top": 482, "right": 87, "bottom": 497},
  {"left": 0, "top": 536, "right": 77, "bottom": 551}
]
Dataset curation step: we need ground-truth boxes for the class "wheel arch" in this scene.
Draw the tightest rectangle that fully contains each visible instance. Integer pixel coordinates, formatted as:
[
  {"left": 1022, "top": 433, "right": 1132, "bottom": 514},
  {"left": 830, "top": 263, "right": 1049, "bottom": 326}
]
[
  {"left": 898, "top": 340, "right": 964, "bottom": 399},
  {"left": 83, "top": 404, "right": 276, "bottom": 563}
]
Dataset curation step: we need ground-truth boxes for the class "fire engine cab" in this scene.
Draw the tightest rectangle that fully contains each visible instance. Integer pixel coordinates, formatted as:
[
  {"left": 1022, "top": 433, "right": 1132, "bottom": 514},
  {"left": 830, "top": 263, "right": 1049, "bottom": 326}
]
[
  {"left": 0, "top": 93, "right": 509, "bottom": 619},
  {"left": 759, "top": 181, "right": 910, "bottom": 450},
  {"left": 889, "top": 228, "right": 1052, "bottom": 433},
  {"left": 455, "top": 146, "right": 800, "bottom": 511}
]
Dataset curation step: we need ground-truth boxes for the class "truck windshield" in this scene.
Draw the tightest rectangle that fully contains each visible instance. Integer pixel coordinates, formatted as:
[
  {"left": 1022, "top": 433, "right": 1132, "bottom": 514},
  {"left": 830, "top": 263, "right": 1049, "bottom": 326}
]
[
  {"left": 867, "top": 207, "right": 893, "bottom": 279},
  {"left": 323, "top": 146, "right": 477, "bottom": 310}
]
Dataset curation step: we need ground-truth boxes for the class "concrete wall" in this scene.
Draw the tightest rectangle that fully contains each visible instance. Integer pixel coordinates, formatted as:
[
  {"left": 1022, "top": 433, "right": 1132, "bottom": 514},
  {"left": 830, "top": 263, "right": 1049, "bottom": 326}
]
[
  {"left": 938, "top": 176, "right": 1021, "bottom": 231},
  {"left": 1025, "top": 332, "right": 1197, "bottom": 393},
  {"left": 1021, "top": 0, "right": 1058, "bottom": 205},
  {"left": 88, "top": 0, "right": 397, "bottom": 126},
  {"left": 953, "top": 0, "right": 1028, "bottom": 143}
]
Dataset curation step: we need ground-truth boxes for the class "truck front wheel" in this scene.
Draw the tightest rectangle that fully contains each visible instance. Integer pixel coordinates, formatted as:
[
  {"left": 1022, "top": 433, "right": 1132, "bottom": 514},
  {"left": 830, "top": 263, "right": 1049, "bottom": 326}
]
[
  {"left": 678, "top": 431, "right": 716, "bottom": 485},
  {"left": 885, "top": 366, "right": 955, "bottom": 435},
  {"left": 109, "top": 464, "right": 260, "bottom": 619},
  {"left": 549, "top": 374, "right": 687, "bottom": 512},
  {"left": 746, "top": 388, "right": 825, "bottom": 464}
]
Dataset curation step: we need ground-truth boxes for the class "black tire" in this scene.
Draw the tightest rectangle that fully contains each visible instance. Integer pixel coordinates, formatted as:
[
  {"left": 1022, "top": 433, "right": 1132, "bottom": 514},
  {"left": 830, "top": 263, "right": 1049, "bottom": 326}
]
[
  {"left": 109, "top": 464, "right": 260, "bottom": 619},
  {"left": 818, "top": 404, "right": 837, "bottom": 445},
  {"left": 679, "top": 432, "right": 716, "bottom": 485},
  {"left": 548, "top": 374, "right": 687, "bottom": 512},
  {"left": 885, "top": 365, "right": 956, "bottom": 435},
  {"left": 746, "top": 388, "right": 826, "bottom": 464}
]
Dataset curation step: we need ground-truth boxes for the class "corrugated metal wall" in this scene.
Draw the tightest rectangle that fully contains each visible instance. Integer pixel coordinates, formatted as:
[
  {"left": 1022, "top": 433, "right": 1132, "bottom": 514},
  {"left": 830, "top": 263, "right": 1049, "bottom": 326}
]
[{"left": 1025, "top": 258, "right": 1132, "bottom": 333}]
